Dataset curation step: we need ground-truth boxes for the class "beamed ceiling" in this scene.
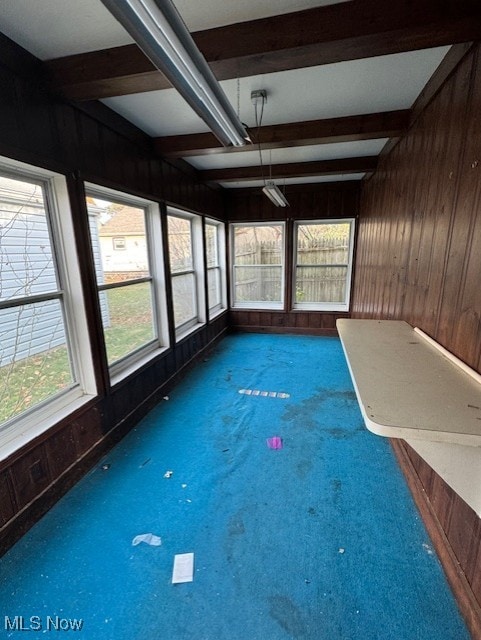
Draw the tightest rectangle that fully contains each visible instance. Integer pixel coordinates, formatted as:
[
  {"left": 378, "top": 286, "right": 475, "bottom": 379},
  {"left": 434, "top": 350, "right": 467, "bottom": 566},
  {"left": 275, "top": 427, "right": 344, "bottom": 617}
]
[{"left": 1, "top": 0, "right": 481, "bottom": 190}]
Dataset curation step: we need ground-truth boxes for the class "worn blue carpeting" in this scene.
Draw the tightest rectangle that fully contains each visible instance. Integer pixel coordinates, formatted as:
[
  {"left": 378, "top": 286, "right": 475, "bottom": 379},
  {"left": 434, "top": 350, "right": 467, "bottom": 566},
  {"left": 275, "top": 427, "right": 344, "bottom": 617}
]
[{"left": 0, "top": 334, "right": 470, "bottom": 639}]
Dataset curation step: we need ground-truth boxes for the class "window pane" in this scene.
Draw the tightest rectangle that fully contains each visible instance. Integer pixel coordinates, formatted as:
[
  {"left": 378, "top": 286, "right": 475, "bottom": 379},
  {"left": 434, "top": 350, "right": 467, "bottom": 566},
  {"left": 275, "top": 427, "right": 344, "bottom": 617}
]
[
  {"left": 297, "top": 223, "right": 350, "bottom": 265},
  {"left": 86, "top": 198, "right": 149, "bottom": 285},
  {"left": 234, "top": 265, "right": 283, "bottom": 304},
  {"left": 168, "top": 216, "right": 193, "bottom": 273},
  {"left": 205, "top": 224, "right": 218, "bottom": 268},
  {"left": 208, "top": 268, "right": 221, "bottom": 310},
  {"left": 0, "top": 300, "right": 73, "bottom": 424},
  {"left": 0, "top": 175, "right": 57, "bottom": 301},
  {"left": 172, "top": 273, "right": 196, "bottom": 327},
  {"left": 295, "top": 266, "right": 348, "bottom": 303},
  {"left": 234, "top": 225, "right": 283, "bottom": 265},
  {"left": 101, "top": 282, "right": 155, "bottom": 365}
]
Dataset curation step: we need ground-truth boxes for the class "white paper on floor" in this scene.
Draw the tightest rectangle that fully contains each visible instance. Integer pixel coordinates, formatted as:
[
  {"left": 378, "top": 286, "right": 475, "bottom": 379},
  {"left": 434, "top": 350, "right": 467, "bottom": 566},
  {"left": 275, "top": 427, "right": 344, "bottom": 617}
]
[
  {"left": 132, "top": 533, "right": 162, "bottom": 546},
  {"left": 172, "top": 552, "right": 194, "bottom": 584},
  {"left": 238, "top": 389, "right": 290, "bottom": 398}
]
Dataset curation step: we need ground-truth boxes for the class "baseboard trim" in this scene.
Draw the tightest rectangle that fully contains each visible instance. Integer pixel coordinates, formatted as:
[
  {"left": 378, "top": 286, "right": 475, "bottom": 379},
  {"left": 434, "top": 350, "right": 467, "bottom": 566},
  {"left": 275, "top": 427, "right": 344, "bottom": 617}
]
[
  {"left": 229, "top": 325, "right": 338, "bottom": 336},
  {"left": 391, "top": 438, "right": 481, "bottom": 639}
]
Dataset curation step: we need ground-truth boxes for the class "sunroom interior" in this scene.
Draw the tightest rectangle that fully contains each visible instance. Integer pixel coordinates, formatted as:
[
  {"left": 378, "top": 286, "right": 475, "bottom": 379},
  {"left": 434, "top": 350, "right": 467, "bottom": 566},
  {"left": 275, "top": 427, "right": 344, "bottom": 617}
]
[{"left": 1, "top": 1, "right": 481, "bottom": 638}]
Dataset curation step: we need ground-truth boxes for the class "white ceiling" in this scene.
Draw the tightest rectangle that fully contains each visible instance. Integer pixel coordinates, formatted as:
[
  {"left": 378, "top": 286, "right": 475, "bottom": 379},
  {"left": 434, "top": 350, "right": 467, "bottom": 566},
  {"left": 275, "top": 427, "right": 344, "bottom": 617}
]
[
  {"left": 219, "top": 174, "right": 367, "bottom": 189},
  {"left": 0, "top": 1, "right": 454, "bottom": 188},
  {"left": 0, "top": 0, "right": 349, "bottom": 59},
  {"left": 102, "top": 48, "right": 449, "bottom": 138},
  {"left": 188, "top": 140, "right": 390, "bottom": 170}
]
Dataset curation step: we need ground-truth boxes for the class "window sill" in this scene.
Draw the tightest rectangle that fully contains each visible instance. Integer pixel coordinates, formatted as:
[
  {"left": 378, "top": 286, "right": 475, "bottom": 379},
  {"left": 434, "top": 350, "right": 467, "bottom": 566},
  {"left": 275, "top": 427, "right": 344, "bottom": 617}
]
[
  {"left": 231, "top": 304, "right": 284, "bottom": 311},
  {"left": 209, "top": 307, "right": 227, "bottom": 321},
  {"left": 293, "top": 304, "right": 350, "bottom": 312},
  {"left": 175, "top": 321, "right": 205, "bottom": 343},
  {"left": 0, "top": 389, "right": 97, "bottom": 463},
  {"left": 110, "top": 345, "right": 169, "bottom": 388}
]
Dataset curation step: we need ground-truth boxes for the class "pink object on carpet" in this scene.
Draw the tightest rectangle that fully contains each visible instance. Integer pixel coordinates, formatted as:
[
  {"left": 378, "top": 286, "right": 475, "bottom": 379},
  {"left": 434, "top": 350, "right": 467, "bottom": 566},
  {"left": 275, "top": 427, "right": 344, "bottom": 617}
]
[{"left": 266, "top": 436, "right": 283, "bottom": 450}]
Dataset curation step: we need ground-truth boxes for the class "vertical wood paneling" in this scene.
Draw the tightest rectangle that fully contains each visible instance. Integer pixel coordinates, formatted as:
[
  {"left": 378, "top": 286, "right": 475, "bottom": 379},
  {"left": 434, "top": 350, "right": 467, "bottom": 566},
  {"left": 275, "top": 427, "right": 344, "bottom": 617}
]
[
  {"left": 0, "top": 68, "right": 22, "bottom": 152},
  {"left": 353, "top": 44, "right": 481, "bottom": 615},
  {"left": 10, "top": 443, "right": 52, "bottom": 510},
  {"left": 0, "top": 471, "right": 15, "bottom": 527},
  {"left": 46, "top": 423, "right": 78, "bottom": 479}
]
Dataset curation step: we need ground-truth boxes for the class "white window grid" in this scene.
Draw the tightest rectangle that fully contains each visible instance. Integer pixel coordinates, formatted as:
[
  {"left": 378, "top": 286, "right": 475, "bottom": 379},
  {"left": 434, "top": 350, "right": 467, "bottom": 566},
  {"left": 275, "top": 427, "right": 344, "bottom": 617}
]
[
  {"left": 86, "top": 183, "right": 169, "bottom": 379},
  {"left": 205, "top": 218, "right": 227, "bottom": 318},
  {"left": 293, "top": 218, "right": 355, "bottom": 312},
  {"left": 167, "top": 208, "right": 206, "bottom": 340},
  {"left": 230, "top": 222, "right": 286, "bottom": 311}
]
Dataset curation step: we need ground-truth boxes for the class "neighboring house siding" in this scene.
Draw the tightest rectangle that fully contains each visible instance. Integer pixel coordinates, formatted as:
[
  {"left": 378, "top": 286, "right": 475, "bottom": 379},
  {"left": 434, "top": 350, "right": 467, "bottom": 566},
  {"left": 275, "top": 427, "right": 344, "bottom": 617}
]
[
  {"left": 88, "top": 211, "right": 110, "bottom": 327},
  {"left": 0, "top": 193, "right": 104, "bottom": 365}
]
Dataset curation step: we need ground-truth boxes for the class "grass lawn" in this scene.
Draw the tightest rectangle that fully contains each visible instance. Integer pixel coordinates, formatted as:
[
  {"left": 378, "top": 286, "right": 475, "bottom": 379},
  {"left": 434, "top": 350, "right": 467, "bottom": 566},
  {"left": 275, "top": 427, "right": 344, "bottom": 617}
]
[
  {"left": 103, "top": 281, "right": 155, "bottom": 364},
  {"left": 0, "top": 283, "right": 156, "bottom": 424},
  {"left": 0, "top": 346, "right": 72, "bottom": 424}
]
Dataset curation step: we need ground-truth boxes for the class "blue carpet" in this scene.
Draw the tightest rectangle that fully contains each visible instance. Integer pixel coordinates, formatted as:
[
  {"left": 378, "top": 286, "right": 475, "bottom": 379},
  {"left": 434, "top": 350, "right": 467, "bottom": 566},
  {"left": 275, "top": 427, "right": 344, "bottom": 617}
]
[{"left": 0, "top": 334, "right": 470, "bottom": 639}]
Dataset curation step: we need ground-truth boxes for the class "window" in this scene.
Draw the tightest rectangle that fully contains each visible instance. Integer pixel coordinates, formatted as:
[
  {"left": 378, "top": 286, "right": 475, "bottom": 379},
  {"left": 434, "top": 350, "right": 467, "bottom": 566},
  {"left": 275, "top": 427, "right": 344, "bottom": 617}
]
[
  {"left": 293, "top": 219, "right": 355, "bottom": 311},
  {"left": 0, "top": 158, "right": 95, "bottom": 451},
  {"left": 230, "top": 223, "right": 285, "bottom": 309},
  {"left": 112, "top": 237, "right": 126, "bottom": 250},
  {"left": 167, "top": 209, "right": 205, "bottom": 338},
  {"left": 205, "top": 219, "right": 227, "bottom": 318},
  {"left": 86, "top": 186, "right": 168, "bottom": 377}
]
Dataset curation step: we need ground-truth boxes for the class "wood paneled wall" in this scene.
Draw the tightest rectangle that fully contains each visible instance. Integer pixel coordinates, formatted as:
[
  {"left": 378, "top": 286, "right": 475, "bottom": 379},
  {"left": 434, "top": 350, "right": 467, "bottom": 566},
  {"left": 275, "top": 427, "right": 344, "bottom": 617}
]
[
  {"left": 0, "top": 35, "right": 227, "bottom": 553},
  {"left": 353, "top": 43, "right": 481, "bottom": 618},
  {"left": 226, "top": 183, "right": 360, "bottom": 334}
]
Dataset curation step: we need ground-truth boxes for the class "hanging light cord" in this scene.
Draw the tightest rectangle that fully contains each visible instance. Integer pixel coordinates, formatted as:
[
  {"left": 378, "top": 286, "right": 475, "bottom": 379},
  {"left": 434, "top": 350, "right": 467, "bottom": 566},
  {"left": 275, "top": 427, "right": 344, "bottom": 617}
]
[{"left": 254, "top": 98, "right": 266, "bottom": 185}]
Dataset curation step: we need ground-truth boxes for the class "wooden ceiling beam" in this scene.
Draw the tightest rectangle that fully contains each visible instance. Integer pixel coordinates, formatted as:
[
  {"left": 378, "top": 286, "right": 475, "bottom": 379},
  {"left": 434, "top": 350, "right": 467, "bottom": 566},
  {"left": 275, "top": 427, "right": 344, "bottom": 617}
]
[
  {"left": 45, "top": 0, "right": 481, "bottom": 100},
  {"left": 154, "top": 110, "right": 410, "bottom": 157},
  {"left": 199, "top": 156, "right": 378, "bottom": 182}
]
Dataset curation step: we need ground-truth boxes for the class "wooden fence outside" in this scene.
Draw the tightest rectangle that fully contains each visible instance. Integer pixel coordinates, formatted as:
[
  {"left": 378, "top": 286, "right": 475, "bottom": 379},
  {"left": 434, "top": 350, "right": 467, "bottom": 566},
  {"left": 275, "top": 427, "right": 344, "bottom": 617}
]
[{"left": 234, "top": 239, "right": 349, "bottom": 303}]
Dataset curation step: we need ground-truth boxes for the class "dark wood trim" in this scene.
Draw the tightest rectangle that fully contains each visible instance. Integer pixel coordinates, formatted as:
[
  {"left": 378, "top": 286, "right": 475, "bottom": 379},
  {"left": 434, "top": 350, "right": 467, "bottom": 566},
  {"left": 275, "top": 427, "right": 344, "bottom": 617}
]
[
  {"left": 229, "top": 325, "right": 339, "bottom": 336},
  {"left": 160, "top": 202, "right": 177, "bottom": 349},
  {"left": 227, "top": 180, "right": 361, "bottom": 197},
  {"left": 391, "top": 439, "right": 481, "bottom": 639},
  {"left": 284, "top": 220, "right": 295, "bottom": 314},
  {"left": 200, "top": 156, "right": 378, "bottom": 183},
  {"left": 410, "top": 42, "right": 475, "bottom": 128},
  {"left": 45, "top": 0, "right": 481, "bottom": 100},
  {"left": 0, "top": 32, "right": 45, "bottom": 79},
  {"left": 156, "top": 111, "right": 410, "bottom": 158},
  {"left": 74, "top": 100, "right": 152, "bottom": 150},
  {"left": 201, "top": 217, "right": 210, "bottom": 324},
  {"left": 0, "top": 397, "right": 99, "bottom": 472},
  {"left": 66, "top": 173, "right": 110, "bottom": 396},
  {"left": 370, "top": 42, "right": 475, "bottom": 173}
]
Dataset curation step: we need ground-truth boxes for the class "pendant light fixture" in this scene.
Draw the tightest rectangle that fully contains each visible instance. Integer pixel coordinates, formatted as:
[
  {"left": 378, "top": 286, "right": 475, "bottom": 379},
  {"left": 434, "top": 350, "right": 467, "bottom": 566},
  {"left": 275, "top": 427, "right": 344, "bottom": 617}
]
[
  {"left": 262, "top": 181, "right": 289, "bottom": 207},
  {"left": 252, "top": 90, "right": 289, "bottom": 207}
]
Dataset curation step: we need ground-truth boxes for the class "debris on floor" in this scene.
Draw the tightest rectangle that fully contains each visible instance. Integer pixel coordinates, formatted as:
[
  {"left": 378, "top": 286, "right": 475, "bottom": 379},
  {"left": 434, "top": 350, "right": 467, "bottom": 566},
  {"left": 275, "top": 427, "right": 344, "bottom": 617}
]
[
  {"left": 172, "top": 552, "right": 194, "bottom": 584},
  {"left": 266, "top": 436, "right": 283, "bottom": 450},
  {"left": 163, "top": 470, "right": 174, "bottom": 478},
  {"left": 132, "top": 533, "right": 162, "bottom": 547},
  {"left": 238, "top": 389, "right": 290, "bottom": 399}
]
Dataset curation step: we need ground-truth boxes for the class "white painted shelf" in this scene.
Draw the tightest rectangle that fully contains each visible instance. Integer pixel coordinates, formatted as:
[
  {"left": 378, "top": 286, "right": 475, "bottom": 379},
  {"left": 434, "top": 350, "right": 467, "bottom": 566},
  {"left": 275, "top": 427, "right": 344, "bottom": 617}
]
[{"left": 337, "top": 319, "right": 481, "bottom": 447}]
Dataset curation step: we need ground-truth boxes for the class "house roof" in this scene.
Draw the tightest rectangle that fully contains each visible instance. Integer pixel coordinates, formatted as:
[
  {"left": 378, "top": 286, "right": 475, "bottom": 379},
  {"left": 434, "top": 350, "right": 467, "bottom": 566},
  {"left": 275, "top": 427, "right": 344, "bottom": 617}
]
[{"left": 97, "top": 206, "right": 145, "bottom": 236}]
